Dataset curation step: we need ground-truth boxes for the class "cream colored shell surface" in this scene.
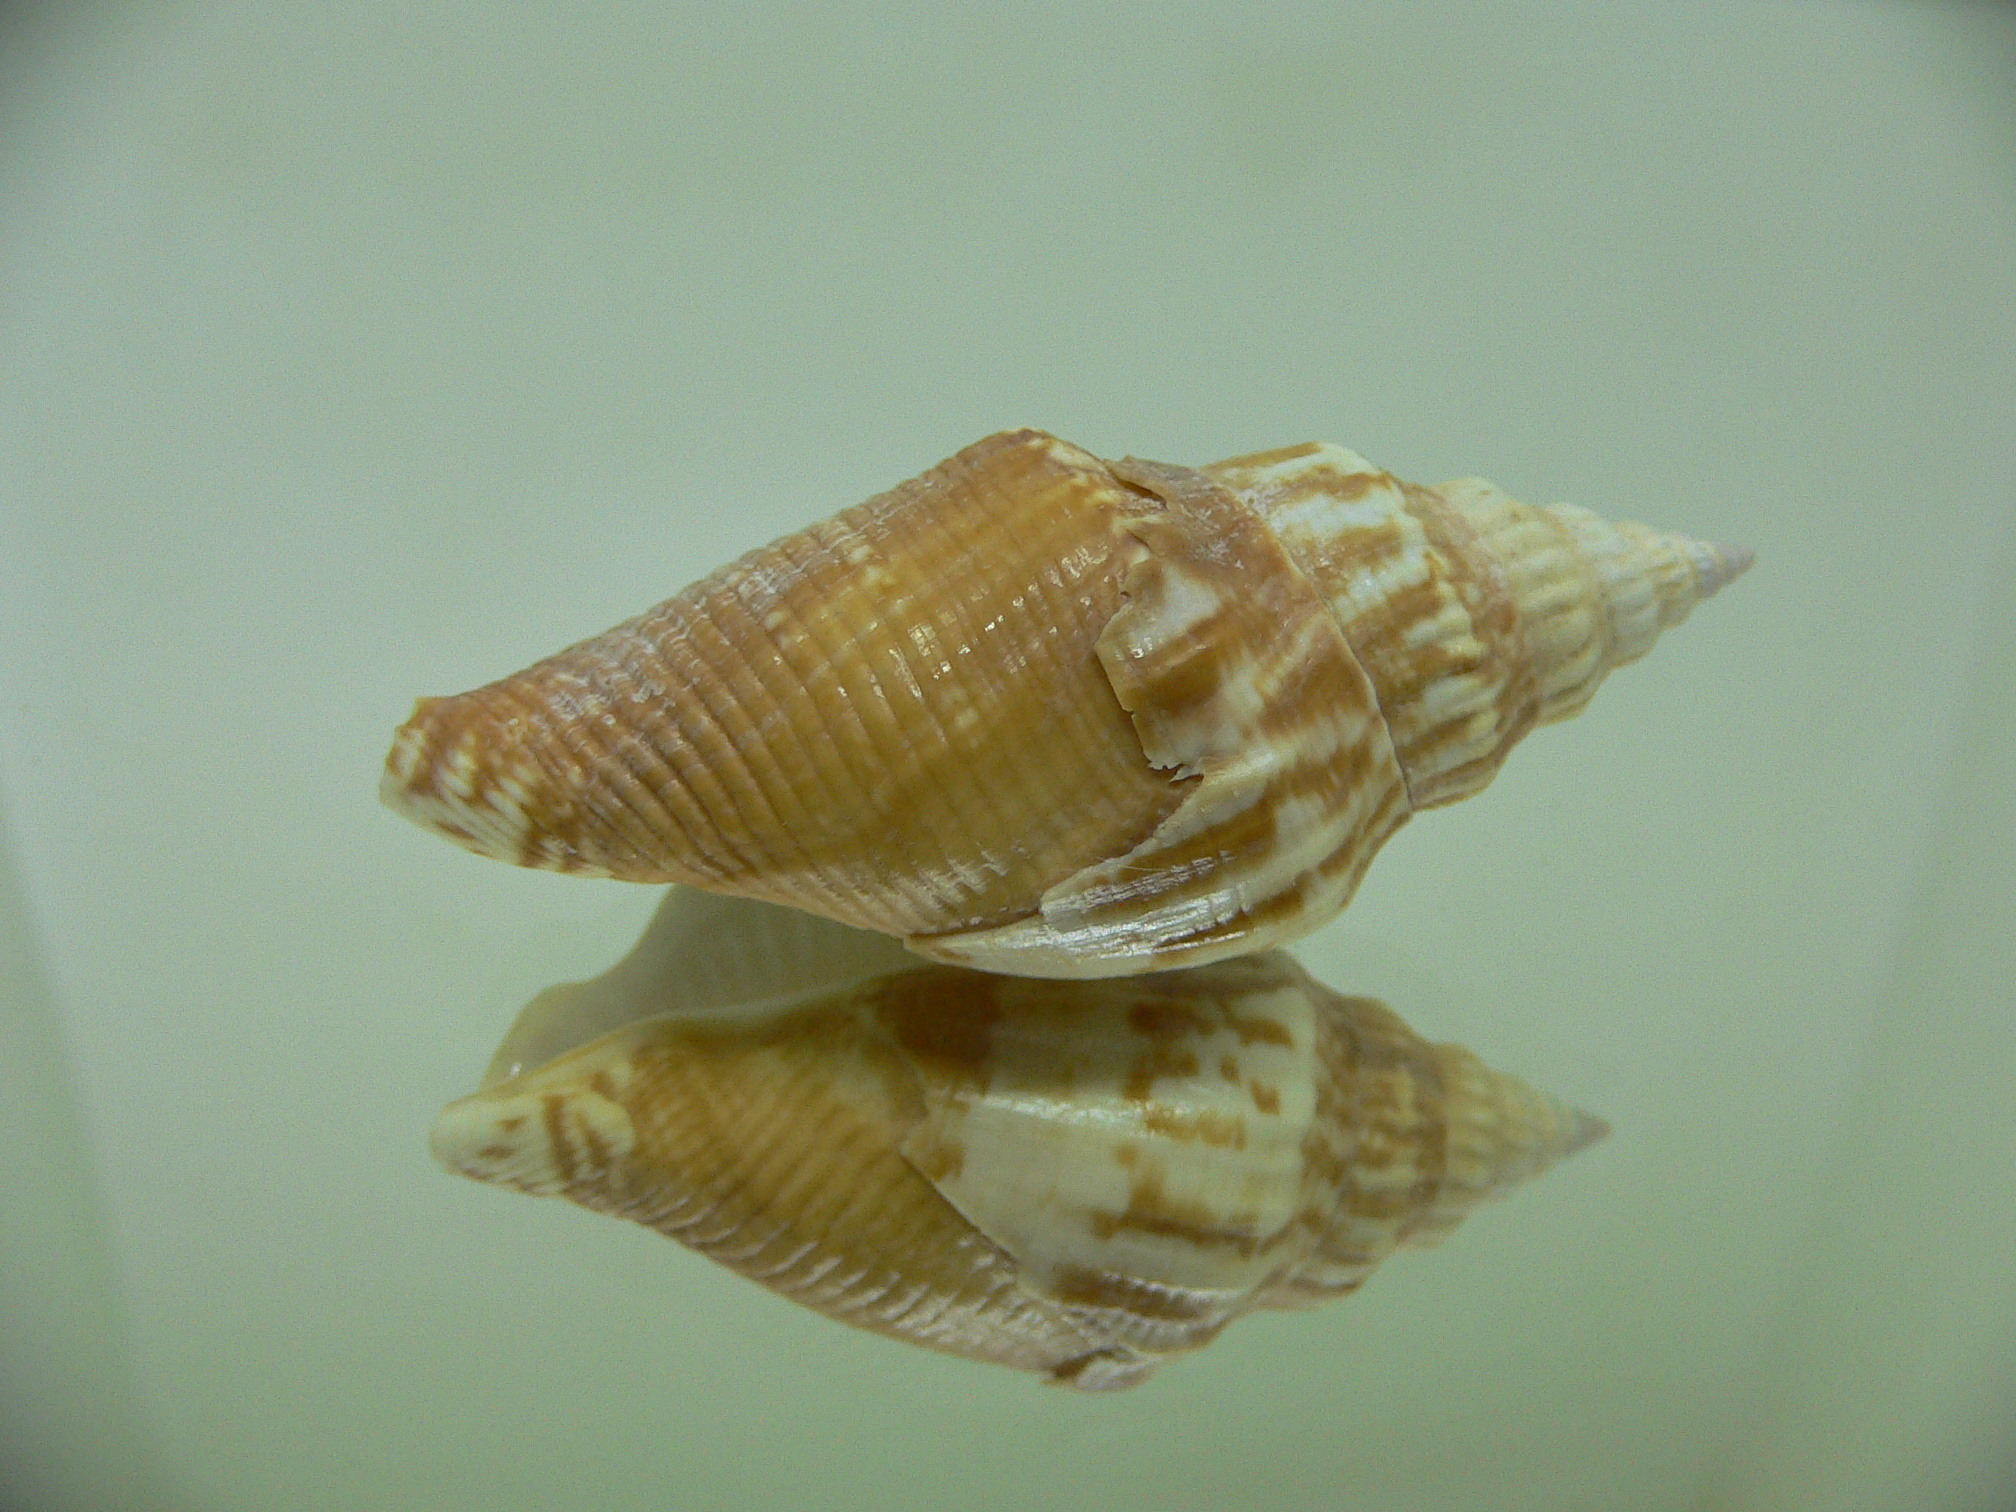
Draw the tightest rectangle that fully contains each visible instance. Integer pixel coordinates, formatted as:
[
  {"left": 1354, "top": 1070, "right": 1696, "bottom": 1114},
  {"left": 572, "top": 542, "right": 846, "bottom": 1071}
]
[
  {"left": 430, "top": 890, "right": 1607, "bottom": 1387},
  {"left": 384, "top": 430, "right": 1748, "bottom": 975},
  {"left": 1201, "top": 442, "right": 1751, "bottom": 808}
]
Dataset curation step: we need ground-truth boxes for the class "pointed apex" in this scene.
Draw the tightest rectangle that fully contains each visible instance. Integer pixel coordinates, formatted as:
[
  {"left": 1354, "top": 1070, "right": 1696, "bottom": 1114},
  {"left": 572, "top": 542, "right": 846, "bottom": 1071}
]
[
  {"left": 1565, "top": 1108, "right": 1613, "bottom": 1157},
  {"left": 1690, "top": 539, "right": 1754, "bottom": 601}
]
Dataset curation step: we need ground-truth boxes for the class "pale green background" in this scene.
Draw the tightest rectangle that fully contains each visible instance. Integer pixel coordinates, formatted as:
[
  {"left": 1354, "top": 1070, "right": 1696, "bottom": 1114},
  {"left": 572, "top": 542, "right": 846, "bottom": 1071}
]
[{"left": 3, "top": 3, "right": 2014, "bottom": 1509}]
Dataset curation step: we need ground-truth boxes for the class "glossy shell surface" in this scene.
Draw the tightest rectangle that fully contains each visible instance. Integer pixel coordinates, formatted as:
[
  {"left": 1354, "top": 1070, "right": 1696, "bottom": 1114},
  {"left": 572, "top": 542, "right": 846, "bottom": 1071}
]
[
  {"left": 431, "top": 890, "right": 1607, "bottom": 1387},
  {"left": 385, "top": 430, "right": 1748, "bottom": 974}
]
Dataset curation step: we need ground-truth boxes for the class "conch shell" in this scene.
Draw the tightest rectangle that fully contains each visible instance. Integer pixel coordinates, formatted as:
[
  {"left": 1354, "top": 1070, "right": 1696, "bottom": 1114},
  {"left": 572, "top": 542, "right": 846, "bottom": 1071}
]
[
  {"left": 431, "top": 888, "right": 1607, "bottom": 1389},
  {"left": 384, "top": 430, "right": 1748, "bottom": 976}
]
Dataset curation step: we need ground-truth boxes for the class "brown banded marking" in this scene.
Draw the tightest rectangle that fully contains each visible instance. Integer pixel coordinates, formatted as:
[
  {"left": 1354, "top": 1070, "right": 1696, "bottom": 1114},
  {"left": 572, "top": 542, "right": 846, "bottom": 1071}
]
[
  {"left": 1206, "top": 443, "right": 1545, "bottom": 812},
  {"left": 915, "top": 455, "right": 1412, "bottom": 976},
  {"left": 1203, "top": 443, "right": 1745, "bottom": 816},
  {"left": 1388, "top": 481, "right": 1541, "bottom": 808}
]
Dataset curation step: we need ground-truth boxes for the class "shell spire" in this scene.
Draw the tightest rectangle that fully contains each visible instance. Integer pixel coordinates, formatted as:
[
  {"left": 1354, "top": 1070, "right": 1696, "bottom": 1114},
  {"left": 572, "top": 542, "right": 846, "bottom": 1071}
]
[
  {"left": 384, "top": 429, "right": 1748, "bottom": 976},
  {"left": 1200, "top": 445, "right": 1753, "bottom": 809},
  {"left": 429, "top": 889, "right": 1607, "bottom": 1388}
]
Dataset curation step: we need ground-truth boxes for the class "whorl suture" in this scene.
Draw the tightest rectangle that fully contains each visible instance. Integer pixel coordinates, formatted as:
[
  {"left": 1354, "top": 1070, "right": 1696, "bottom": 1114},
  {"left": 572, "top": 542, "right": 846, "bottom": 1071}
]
[
  {"left": 384, "top": 430, "right": 1749, "bottom": 976},
  {"left": 430, "top": 889, "right": 1609, "bottom": 1389}
]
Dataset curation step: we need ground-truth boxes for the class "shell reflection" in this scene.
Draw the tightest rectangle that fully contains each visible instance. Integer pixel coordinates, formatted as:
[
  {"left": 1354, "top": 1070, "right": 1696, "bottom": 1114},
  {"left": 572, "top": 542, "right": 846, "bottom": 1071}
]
[{"left": 432, "top": 889, "right": 1606, "bottom": 1388}]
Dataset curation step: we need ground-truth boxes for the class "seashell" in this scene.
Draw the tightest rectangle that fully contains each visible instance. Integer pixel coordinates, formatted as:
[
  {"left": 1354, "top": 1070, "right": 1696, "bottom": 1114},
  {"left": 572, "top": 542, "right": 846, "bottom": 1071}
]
[
  {"left": 431, "top": 887, "right": 1608, "bottom": 1389},
  {"left": 384, "top": 430, "right": 1749, "bottom": 977}
]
